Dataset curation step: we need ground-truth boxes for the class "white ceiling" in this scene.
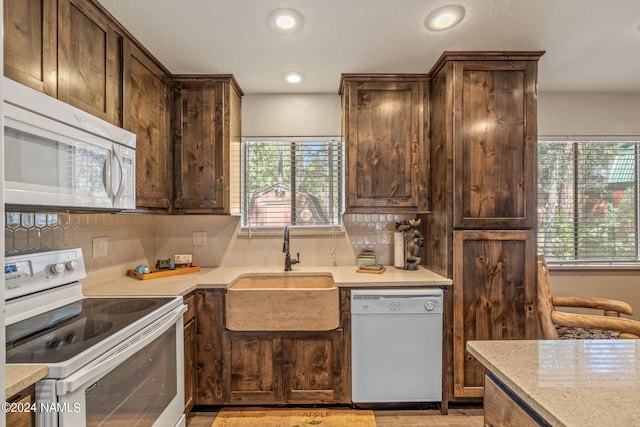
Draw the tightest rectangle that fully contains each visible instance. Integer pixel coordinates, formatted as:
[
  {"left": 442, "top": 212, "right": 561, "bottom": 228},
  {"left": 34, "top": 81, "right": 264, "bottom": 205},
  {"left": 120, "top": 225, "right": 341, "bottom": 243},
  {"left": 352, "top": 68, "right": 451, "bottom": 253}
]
[{"left": 98, "top": 0, "right": 640, "bottom": 94}]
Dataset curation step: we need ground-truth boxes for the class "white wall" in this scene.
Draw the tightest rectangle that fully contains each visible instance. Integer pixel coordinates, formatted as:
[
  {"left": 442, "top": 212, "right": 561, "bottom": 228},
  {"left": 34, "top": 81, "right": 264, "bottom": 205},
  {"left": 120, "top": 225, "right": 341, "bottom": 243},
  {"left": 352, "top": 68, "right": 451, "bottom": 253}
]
[
  {"left": 538, "top": 91, "right": 640, "bottom": 320},
  {"left": 242, "top": 93, "right": 341, "bottom": 137},
  {"left": 539, "top": 92, "right": 640, "bottom": 136}
]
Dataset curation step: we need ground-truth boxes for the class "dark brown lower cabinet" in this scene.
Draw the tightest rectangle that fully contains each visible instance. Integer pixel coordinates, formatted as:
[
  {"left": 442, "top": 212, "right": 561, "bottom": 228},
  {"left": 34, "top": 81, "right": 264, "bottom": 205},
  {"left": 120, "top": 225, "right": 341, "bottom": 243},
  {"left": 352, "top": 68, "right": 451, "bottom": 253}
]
[
  {"left": 223, "top": 329, "right": 344, "bottom": 404},
  {"left": 282, "top": 330, "right": 344, "bottom": 403},
  {"left": 196, "top": 289, "right": 350, "bottom": 406},
  {"left": 223, "top": 331, "right": 282, "bottom": 404},
  {"left": 6, "top": 385, "right": 36, "bottom": 427},
  {"left": 452, "top": 230, "right": 537, "bottom": 398}
]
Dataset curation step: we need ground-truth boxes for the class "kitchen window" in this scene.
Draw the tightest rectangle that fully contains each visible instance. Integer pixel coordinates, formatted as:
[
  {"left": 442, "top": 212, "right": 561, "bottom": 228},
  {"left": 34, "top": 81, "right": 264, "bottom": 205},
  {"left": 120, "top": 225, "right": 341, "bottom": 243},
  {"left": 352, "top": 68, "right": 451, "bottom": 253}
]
[
  {"left": 240, "top": 137, "right": 343, "bottom": 230},
  {"left": 538, "top": 137, "right": 640, "bottom": 265}
]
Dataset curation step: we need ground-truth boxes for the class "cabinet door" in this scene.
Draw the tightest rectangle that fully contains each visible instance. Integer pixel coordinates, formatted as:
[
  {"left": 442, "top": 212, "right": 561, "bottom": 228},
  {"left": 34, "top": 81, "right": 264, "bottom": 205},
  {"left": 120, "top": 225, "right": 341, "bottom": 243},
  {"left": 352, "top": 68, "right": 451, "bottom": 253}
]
[
  {"left": 223, "top": 331, "right": 282, "bottom": 404},
  {"left": 344, "top": 79, "right": 427, "bottom": 212},
  {"left": 174, "top": 79, "right": 240, "bottom": 212},
  {"left": 452, "top": 230, "right": 537, "bottom": 398},
  {"left": 4, "top": 0, "right": 57, "bottom": 96},
  {"left": 123, "top": 40, "right": 171, "bottom": 209},
  {"left": 282, "top": 330, "right": 344, "bottom": 403},
  {"left": 453, "top": 61, "right": 538, "bottom": 229},
  {"left": 58, "top": 0, "right": 122, "bottom": 125},
  {"left": 196, "top": 289, "right": 224, "bottom": 405}
]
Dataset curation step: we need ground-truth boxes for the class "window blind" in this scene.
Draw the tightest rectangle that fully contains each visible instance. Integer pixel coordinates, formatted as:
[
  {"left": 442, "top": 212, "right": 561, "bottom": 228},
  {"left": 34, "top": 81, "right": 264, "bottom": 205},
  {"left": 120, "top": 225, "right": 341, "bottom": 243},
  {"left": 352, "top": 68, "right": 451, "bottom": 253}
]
[
  {"left": 240, "top": 138, "right": 343, "bottom": 230},
  {"left": 538, "top": 139, "right": 640, "bottom": 262}
]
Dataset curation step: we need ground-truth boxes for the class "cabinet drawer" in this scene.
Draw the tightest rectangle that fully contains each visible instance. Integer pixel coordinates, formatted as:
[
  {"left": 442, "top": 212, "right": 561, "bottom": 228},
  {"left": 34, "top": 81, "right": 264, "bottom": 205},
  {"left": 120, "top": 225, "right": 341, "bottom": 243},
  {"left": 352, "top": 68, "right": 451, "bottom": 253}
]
[{"left": 184, "top": 294, "right": 196, "bottom": 323}]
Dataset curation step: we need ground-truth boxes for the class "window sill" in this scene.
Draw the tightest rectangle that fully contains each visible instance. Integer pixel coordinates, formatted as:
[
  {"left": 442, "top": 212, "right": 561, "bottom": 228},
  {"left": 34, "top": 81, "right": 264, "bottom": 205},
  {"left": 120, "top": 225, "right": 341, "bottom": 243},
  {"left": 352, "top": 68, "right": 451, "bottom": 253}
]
[
  {"left": 237, "top": 228, "right": 345, "bottom": 238},
  {"left": 547, "top": 262, "right": 640, "bottom": 271}
]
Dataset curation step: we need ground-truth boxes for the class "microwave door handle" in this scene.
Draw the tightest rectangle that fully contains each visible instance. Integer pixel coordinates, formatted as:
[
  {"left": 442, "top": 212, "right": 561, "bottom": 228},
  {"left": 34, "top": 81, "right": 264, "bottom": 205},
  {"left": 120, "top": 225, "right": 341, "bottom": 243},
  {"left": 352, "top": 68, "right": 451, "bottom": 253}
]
[
  {"left": 56, "top": 305, "right": 186, "bottom": 395},
  {"left": 102, "top": 154, "right": 112, "bottom": 198},
  {"left": 112, "top": 152, "right": 124, "bottom": 202}
]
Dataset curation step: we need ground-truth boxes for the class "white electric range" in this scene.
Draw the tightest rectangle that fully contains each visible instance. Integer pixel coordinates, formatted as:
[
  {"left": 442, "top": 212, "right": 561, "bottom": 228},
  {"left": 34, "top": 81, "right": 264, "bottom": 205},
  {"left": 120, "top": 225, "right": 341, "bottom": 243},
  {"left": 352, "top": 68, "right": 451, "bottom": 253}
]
[{"left": 5, "top": 248, "right": 186, "bottom": 427}]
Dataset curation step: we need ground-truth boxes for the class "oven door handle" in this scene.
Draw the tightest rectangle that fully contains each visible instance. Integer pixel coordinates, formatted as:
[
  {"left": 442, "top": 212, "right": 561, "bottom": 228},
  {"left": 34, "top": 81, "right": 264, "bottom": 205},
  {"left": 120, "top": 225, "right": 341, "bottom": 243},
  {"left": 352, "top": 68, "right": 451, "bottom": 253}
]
[{"left": 56, "top": 304, "right": 186, "bottom": 395}]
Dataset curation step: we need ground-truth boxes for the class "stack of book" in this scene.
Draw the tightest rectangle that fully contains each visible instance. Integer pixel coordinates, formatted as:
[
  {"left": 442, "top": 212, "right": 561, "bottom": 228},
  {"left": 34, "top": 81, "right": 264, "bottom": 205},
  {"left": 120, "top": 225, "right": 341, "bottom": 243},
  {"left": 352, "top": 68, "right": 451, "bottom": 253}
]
[{"left": 357, "top": 249, "right": 376, "bottom": 266}]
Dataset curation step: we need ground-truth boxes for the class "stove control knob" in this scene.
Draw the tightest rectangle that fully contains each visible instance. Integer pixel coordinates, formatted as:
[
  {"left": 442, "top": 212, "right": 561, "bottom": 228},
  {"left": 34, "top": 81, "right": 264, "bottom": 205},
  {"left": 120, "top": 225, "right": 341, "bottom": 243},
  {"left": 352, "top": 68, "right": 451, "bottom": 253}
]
[
  {"left": 49, "top": 262, "right": 65, "bottom": 275},
  {"left": 47, "top": 339, "right": 64, "bottom": 351},
  {"left": 66, "top": 260, "right": 79, "bottom": 271},
  {"left": 424, "top": 300, "right": 436, "bottom": 311},
  {"left": 66, "top": 333, "right": 78, "bottom": 345}
]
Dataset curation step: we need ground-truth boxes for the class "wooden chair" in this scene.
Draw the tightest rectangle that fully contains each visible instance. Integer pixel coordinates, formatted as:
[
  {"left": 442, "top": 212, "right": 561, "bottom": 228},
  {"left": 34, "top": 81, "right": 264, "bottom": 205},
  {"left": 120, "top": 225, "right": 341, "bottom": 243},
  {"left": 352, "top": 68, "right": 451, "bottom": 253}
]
[{"left": 537, "top": 255, "right": 640, "bottom": 339}]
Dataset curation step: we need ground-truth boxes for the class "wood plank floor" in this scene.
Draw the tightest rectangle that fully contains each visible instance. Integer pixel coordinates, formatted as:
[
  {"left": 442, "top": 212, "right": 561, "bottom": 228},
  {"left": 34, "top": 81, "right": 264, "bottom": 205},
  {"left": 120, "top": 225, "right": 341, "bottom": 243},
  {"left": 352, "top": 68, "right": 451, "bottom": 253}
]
[{"left": 187, "top": 407, "right": 484, "bottom": 427}]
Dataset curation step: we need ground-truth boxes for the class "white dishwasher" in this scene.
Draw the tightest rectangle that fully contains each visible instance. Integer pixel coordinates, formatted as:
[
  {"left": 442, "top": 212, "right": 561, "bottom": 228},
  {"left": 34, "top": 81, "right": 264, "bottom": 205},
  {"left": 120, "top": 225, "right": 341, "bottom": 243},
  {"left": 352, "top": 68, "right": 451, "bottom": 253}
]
[{"left": 351, "top": 288, "right": 443, "bottom": 403}]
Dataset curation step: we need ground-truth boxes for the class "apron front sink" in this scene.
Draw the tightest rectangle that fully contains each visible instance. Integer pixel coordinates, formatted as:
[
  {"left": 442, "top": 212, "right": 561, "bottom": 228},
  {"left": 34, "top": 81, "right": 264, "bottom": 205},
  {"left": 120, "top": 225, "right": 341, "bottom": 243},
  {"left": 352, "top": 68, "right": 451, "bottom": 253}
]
[{"left": 225, "top": 273, "right": 339, "bottom": 331}]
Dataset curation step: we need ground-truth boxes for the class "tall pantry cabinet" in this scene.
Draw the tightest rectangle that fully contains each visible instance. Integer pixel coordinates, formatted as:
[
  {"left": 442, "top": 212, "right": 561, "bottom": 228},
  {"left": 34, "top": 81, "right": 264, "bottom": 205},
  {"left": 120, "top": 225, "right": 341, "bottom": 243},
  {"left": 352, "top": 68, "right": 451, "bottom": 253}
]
[{"left": 424, "top": 52, "right": 543, "bottom": 399}]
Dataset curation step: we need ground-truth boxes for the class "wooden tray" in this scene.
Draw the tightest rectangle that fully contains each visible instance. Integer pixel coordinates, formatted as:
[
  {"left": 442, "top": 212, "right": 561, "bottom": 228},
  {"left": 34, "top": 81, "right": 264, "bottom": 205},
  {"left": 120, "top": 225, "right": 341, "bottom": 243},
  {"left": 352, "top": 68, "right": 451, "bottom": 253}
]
[
  {"left": 127, "top": 266, "right": 200, "bottom": 280},
  {"left": 356, "top": 266, "right": 386, "bottom": 274}
]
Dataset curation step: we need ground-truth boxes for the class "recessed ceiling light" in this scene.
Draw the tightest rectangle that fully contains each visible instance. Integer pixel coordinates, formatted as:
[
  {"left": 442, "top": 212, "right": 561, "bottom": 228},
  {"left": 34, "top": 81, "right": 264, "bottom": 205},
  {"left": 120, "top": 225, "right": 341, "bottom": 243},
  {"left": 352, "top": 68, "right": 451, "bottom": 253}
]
[
  {"left": 284, "top": 72, "right": 304, "bottom": 84},
  {"left": 425, "top": 5, "right": 465, "bottom": 31},
  {"left": 268, "top": 8, "right": 304, "bottom": 33}
]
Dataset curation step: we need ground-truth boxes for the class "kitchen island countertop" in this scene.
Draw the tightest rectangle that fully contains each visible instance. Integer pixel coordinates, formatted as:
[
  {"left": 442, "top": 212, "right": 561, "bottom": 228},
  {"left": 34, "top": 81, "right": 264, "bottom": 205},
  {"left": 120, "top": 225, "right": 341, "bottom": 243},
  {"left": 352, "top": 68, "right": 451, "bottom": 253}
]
[
  {"left": 467, "top": 339, "right": 640, "bottom": 427},
  {"left": 83, "top": 265, "right": 451, "bottom": 297}
]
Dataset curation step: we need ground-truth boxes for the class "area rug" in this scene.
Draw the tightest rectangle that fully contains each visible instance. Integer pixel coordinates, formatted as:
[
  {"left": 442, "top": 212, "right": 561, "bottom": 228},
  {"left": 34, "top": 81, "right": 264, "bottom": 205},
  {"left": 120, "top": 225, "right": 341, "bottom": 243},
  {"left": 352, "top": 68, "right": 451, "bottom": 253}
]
[{"left": 212, "top": 407, "right": 377, "bottom": 427}]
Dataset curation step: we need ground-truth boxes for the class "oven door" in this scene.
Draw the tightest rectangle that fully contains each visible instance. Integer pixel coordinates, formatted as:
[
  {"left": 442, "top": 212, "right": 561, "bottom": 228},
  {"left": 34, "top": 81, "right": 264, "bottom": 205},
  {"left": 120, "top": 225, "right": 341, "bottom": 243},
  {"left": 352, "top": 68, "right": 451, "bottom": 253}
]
[{"left": 38, "top": 305, "right": 186, "bottom": 427}]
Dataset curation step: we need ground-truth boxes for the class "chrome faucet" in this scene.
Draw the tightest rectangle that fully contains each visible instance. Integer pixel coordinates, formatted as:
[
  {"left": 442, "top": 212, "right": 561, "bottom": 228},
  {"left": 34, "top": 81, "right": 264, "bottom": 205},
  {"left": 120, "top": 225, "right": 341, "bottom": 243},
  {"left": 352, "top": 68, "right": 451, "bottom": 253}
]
[{"left": 283, "top": 225, "right": 300, "bottom": 271}]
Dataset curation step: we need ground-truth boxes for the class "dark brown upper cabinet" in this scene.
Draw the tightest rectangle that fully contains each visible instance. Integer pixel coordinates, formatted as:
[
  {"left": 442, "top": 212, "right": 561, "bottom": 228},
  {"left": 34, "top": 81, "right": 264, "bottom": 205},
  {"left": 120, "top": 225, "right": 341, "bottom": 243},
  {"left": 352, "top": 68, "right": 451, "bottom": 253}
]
[
  {"left": 173, "top": 77, "right": 243, "bottom": 213},
  {"left": 4, "top": 0, "right": 57, "bottom": 96},
  {"left": 123, "top": 40, "right": 172, "bottom": 209},
  {"left": 57, "top": 0, "right": 122, "bottom": 126},
  {"left": 340, "top": 75, "right": 429, "bottom": 213},
  {"left": 441, "top": 54, "right": 541, "bottom": 229}
]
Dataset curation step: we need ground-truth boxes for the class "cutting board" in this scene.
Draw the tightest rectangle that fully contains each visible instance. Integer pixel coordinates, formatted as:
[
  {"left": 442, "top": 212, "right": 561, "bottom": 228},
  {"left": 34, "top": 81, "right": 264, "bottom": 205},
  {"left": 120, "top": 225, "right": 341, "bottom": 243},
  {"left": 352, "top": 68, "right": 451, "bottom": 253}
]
[
  {"left": 127, "top": 266, "right": 200, "bottom": 280},
  {"left": 356, "top": 266, "right": 386, "bottom": 274}
]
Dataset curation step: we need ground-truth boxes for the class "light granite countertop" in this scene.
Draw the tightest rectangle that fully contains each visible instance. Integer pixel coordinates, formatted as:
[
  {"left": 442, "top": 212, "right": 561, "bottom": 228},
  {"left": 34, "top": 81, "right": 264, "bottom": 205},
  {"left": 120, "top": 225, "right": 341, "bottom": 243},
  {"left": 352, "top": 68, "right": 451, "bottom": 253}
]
[
  {"left": 6, "top": 266, "right": 449, "bottom": 402},
  {"left": 5, "top": 365, "right": 48, "bottom": 399},
  {"left": 83, "top": 265, "right": 451, "bottom": 297},
  {"left": 467, "top": 339, "right": 640, "bottom": 427}
]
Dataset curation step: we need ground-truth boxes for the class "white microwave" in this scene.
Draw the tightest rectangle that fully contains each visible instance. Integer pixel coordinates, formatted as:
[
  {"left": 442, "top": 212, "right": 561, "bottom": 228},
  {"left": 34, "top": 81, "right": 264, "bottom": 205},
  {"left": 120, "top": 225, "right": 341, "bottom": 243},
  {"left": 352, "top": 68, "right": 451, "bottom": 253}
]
[{"left": 3, "top": 77, "right": 136, "bottom": 211}]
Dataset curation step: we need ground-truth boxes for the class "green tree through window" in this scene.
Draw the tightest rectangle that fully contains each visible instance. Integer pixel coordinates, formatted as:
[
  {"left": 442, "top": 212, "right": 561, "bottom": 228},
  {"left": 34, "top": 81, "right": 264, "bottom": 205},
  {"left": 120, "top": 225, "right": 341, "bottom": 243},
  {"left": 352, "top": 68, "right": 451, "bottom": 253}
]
[
  {"left": 241, "top": 138, "right": 343, "bottom": 229},
  {"left": 538, "top": 139, "right": 639, "bottom": 262}
]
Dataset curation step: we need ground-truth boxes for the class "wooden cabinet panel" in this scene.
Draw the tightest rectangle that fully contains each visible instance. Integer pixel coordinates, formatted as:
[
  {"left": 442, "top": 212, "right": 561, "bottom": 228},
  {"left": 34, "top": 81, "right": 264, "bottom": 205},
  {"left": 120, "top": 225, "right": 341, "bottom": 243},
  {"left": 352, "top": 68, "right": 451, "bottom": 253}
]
[
  {"left": 4, "top": 0, "right": 57, "bottom": 96},
  {"left": 6, "top": 385, "right": 36, "bottom": 427},
  {"left": 453, "top": 230, "right": 537, "bottom": 398},
  {"left": 196, "top": 289, "right": 225, "bottom": 405},
  {"left": 123, "top": 40, "right": 172, "bottom": 209},
  {"left": 173, "top": 76, "right": 242, "bottom": 213},
  {"left": 484, "top": 375, "right": 543, "bottom": 427},
  {"left": 341, "top": 75, "right": 428, "bottom": 212},
  {"left": 223, "top": 331, "right": 282, "bottom": 404},
  {"left": 183, "top": 316, "right": 196, "bottom": 413},
  {"left": 58, "top": 0, "right": 122, "bottom": 125},
  {"left": 283, "top": 330, "right": 344, "bottom": 403},
  {"left": 183, "top": 293, "right": 196, "bottom": 413},
  {"left": 452, "top": 60, "right": 538, "bottom": 229}
]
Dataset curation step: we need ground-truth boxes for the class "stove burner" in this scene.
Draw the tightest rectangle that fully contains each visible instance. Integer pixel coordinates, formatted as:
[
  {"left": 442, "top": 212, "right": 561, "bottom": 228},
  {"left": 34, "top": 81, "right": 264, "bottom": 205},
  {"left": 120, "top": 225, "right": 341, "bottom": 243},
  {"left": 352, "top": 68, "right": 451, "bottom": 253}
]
[
  {"left": 101, "top": 299, "right": 158, "bottom": 315},
  {"left": 29, "top": 319, "right": 114, "bottom": 353}
]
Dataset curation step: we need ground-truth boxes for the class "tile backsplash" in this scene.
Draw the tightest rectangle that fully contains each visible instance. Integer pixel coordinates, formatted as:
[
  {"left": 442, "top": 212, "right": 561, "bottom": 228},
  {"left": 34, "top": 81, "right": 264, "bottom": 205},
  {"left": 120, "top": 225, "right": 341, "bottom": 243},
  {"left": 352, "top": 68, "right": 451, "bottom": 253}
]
[{"left": 5, "top": 211, "right": 416, "bottom": 288}]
